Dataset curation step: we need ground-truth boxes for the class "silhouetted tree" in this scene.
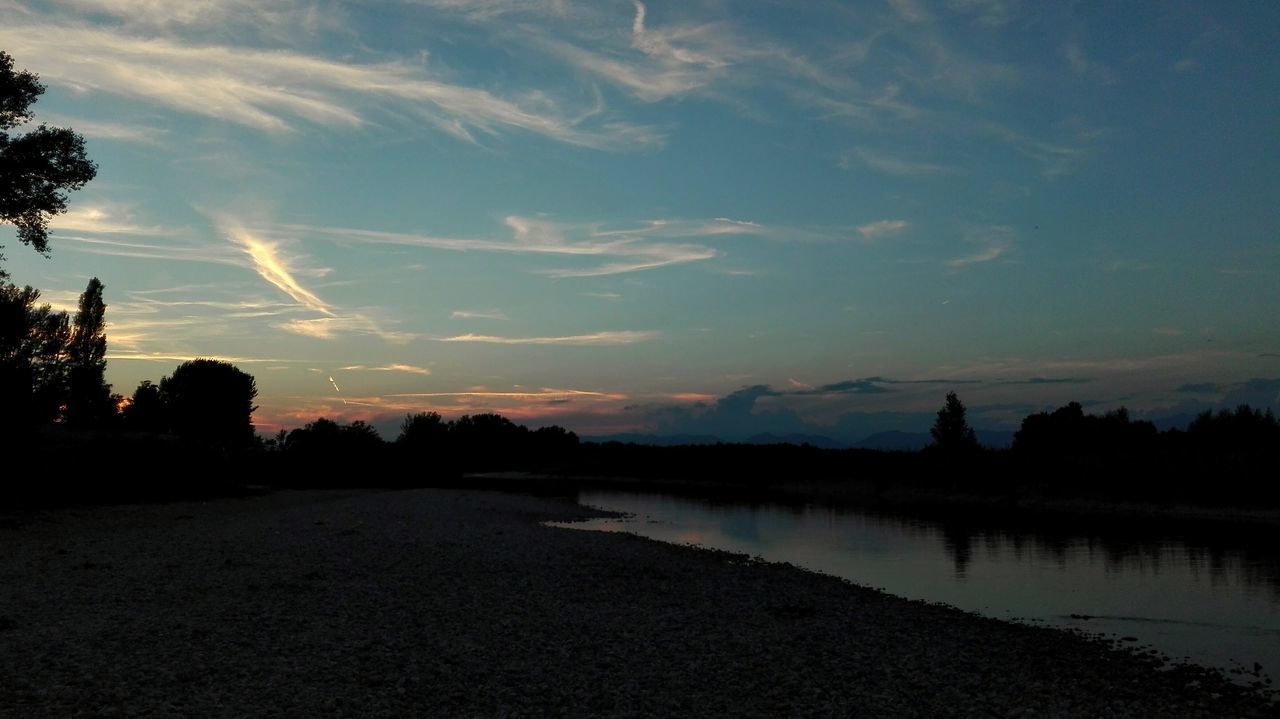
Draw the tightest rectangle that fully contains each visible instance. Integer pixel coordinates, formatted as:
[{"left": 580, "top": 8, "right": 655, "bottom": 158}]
[
  {"left": 398, "top": 411, "right": 449, "bottom": 448},
  {"left": 1011, "top": 401, "right": 1166, "bottom": 496},
  {"left": 0, "top": 50, "right": 97, "bottom": 275},
  {"left": 268, "top": 428, "right": 287, "bottom": 450},
  {"left": 283, "top": 417, "right": 386, "bottom": 454},
  {"left": 930, "top": 392, "right": 978, "bottom": 454},
  {"left": 65, "top": 277, "right": 112, "bottom": 426},
  {"left": 529, "top": 424, "right": 580, "bottom": 464},
  {"left": 343, "top": 420, "right": 385, "bottom": 450},
  {"left": 0, "top": 282, "right": 69, "bottom": 428},
  {"left": 122, "top": 380, "right": 165, "bottom": 433},
  {"left": 159, "top": 359, "right": 257, "bottom": 447},
  {"left": 280, "top": 417, "right": 387, "bottom": 483},
  {"left": 1013, "top": 401, "right": 1086, "bottom": 457},
  {"left": 1014, "top": 403, "right": 1158, "bottom": 460},
  {"left": 1184, "top": 405, "right": 1279, "bottom": 484},
  {"left": 452, "top": 412, "right": 527, "bottom": 469}
]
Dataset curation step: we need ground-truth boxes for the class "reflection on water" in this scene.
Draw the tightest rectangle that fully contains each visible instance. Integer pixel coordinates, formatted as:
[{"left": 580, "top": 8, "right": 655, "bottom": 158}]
[{"left": 553, "top": 491, "right": 1280, "bottom": 684}]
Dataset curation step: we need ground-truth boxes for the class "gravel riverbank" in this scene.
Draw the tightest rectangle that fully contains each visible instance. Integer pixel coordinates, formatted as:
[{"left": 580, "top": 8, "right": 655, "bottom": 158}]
[{"left": 0, "top": 488, "right": 1272, "bottom": 717}]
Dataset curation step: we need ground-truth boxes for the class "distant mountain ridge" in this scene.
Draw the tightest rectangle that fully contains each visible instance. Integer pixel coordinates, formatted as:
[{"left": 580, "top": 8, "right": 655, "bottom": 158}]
[
  {"left": 581, "top": 433, "right": 723, "bottom": 447},
  {"left": 742, "top": 432, "right": 846, "bottom": 449},
  {"left": 583, "top": 428, "right": 1015, "bottom": 450},
  {"left": 849, "top": 430, "right": 930, "bottom": 451}
]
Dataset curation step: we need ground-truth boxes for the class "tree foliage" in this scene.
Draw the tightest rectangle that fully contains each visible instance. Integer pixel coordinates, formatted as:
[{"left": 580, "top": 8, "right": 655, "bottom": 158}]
[
  {"left": 65, "top": 277, "right": 112, "bottom": 426},
  {"left": 122, "top": 380, "right": 165, "bottom": 433},
  {"left": 1184, "top": 405, "right": 1279, "bottom": 474},
  {"left": 283, "top": 417, "right": 384, "bottom": 457},
  {"left": 930, "top": 391, "right": 978, "bottom": 453},
  {"left": 398, "top": 411, "right": 449, "bottom": 448},
  {"left": 159, "top": 359, "right": 258, "bottom": 447},
  {"left": 0, "top": 50, "right": 98, "bottom": 265},
  {"left": 392, "top": 411, "right": 580, "bottom": 472},
  {"left": 0, "top": 282, "right": 69, "bottom": 427}
]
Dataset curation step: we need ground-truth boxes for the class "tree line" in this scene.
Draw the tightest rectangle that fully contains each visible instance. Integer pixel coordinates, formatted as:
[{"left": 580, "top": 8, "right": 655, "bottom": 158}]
[
  {"left": 881, "top": 392, "right": 1280, "bottom": 505},
  {"left": 2, "top": 278, "right": 113, "bottom": 432},
  {"left": 1, "top": 278, "right": 260, "bottom": 447}
]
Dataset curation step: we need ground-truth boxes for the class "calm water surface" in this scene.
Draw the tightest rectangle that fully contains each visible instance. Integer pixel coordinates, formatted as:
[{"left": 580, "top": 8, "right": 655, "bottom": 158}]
[{"left": 551, "top": 490, "right": 1280, "bottom": 684}]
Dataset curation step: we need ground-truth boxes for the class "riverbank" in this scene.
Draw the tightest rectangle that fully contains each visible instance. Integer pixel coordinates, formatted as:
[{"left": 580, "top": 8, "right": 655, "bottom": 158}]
[
  {"left": 0, "top": 488, "right": 1273, "bottom": 716},
  {"left": 462, "top": 471, "right": 1280, "bottom": 533}
]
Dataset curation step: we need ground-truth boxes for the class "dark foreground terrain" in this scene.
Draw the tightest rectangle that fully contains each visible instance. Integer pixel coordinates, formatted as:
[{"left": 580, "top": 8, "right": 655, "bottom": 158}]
[{"left": 0, "top": 489, "right": 1273, "bottom": 717}]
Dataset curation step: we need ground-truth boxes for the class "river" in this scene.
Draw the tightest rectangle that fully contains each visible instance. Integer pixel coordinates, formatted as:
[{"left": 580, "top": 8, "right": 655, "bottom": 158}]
[{"left": 551, "top": 490, "right": 1280, "bottom": 686}]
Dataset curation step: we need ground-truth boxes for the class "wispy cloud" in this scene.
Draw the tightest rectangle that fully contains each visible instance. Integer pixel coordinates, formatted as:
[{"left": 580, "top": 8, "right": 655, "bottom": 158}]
[
  {"left": 49, "top": 206, "right": 238, "bottom": 269},
  {"left": 94, "top": 283, "right": 311, "bottom": 356},
  {"left": 846, "top": 148, "right": 952, "bottom": 177},
  {"left": 387, "top": 388, "right": 625, "bottom": 400},
  {"left": 278, "top": 316, "right": 415, "bottom": 344},
  {"left": 41, "top": 115, "right": 167, "bottom": 146},
  {"left": 402, "top": 1, "right": 577, "bottom": 22},
  {"left": 856, "top": 219, "right": 909, "bottom": 240},
  {"left": 998, "top": 377, "right": 1091, "bottom": 385},
  {"left": 277, "top": 215, "right": 757, "bottom": 277},
  {"left": 52, "top": 205, "right": 171, "bottom": 236},
  {"left": 339, "top": 363, "right": 432, "bottom": 376},
  {"left": 949, "top": 225, "right": 1015, "bottom": 267},
  {"left": 889, "top": 0, "right": 934, "bottom": 24},
  {"left": 440, "top": 331, "right": 660, "bottom": 346},
  {"left": 45, "top": 0, "right": 339, "bottom": 34},
  {"left": 987, "top": 123, "right": 1102, "bottom": 179},
  {"left": 525, "top": 0, "right": 885, "bottom": 130},
  {"left": 50, "top": 233, "right": 243, "bottom": 266},
  {"left": 266, "top": 382, "right": 636, "bottom": 431},
  {"left": 1062, "top": 42, "right": 1114, "bottom": 84},
  {"left": 539, "top": 252, "right": 715, "bottom": 278},
  {"left": 531, "top": 1, "right": 739, "bottom": 103},
  {"left": 450, "top": 309, "right": 509, "bottom": 321},
  {"left": 946, "top": 0, "right": 1020, "bottom": 28},
  {"left": 0, "top": 22, "right": 657, "bottom": 150},
  {"left": 224, "top": 226, "right": 332, "bottom": 315},
  {"left": 105, "top": 351, "right": 307, "bottom": 364}
]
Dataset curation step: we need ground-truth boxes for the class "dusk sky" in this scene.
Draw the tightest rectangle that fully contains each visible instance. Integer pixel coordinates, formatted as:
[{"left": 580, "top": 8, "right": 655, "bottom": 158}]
[{"left": 2, "top": 0, "right": 1278, "bottom": 441}]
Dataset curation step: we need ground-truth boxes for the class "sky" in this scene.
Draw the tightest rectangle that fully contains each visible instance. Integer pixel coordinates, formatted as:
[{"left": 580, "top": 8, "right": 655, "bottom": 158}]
[{"left": 2, "top": 0, "right": 1278, "bottom": 442}]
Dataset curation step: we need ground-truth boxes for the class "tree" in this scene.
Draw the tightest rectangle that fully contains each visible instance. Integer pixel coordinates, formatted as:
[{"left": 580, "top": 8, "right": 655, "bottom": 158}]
[
  {"left": 0, "top": 282, "right": 69, "bottom": 428},
  {"left": 159, "top": 359, "right": 258, "bottom": 447},
  {"left": 0, "top": 50, "right": 97, "bottom": 273},
  {"left": 65, "top": 277, "right": 112, "bottom": 426},
  {"left": 281, "top": 417, "right": 386, "bottom": 482},
  {"left": 398, "top": 411, "right": 449, "bottom": 447},
  {"left": 289, "top": 417, "right": 387, "bottom": 452},
  {"left": 122, "top": 380, "right": 165, "bottom": 433},
  {"left": 930, "top": 391, "right": 979, "bottom": 454}
]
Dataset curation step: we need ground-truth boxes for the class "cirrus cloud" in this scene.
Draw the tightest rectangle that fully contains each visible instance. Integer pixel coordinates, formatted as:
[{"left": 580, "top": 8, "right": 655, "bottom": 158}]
[{"left": 439, "top": 331, "right": 660, "bottom": 346}]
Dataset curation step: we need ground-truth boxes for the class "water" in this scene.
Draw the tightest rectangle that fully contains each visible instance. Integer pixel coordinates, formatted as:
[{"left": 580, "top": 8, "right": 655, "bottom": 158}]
[{"left": 550, "top": 490, "right": 1280, "bottom": 685}]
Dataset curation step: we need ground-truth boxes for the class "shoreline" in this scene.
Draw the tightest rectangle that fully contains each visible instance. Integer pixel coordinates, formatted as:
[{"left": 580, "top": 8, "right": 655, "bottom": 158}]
[
  {"left": 1, "top": 488, "right": 1274, "bottom": 716},
  {"left": 462, "top": 471, "right": 1280, "bottom": 530}
]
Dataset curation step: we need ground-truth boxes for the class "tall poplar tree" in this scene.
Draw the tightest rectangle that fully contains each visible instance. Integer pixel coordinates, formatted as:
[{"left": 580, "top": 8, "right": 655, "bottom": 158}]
[{"left": 65, "top": 277, "right": 112, "bottom": 426}]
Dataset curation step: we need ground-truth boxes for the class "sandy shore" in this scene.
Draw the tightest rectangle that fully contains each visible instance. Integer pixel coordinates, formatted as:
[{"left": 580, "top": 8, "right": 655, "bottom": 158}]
[{"left": 0, "top": 488, "right": 1272, "bottom": 717}]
